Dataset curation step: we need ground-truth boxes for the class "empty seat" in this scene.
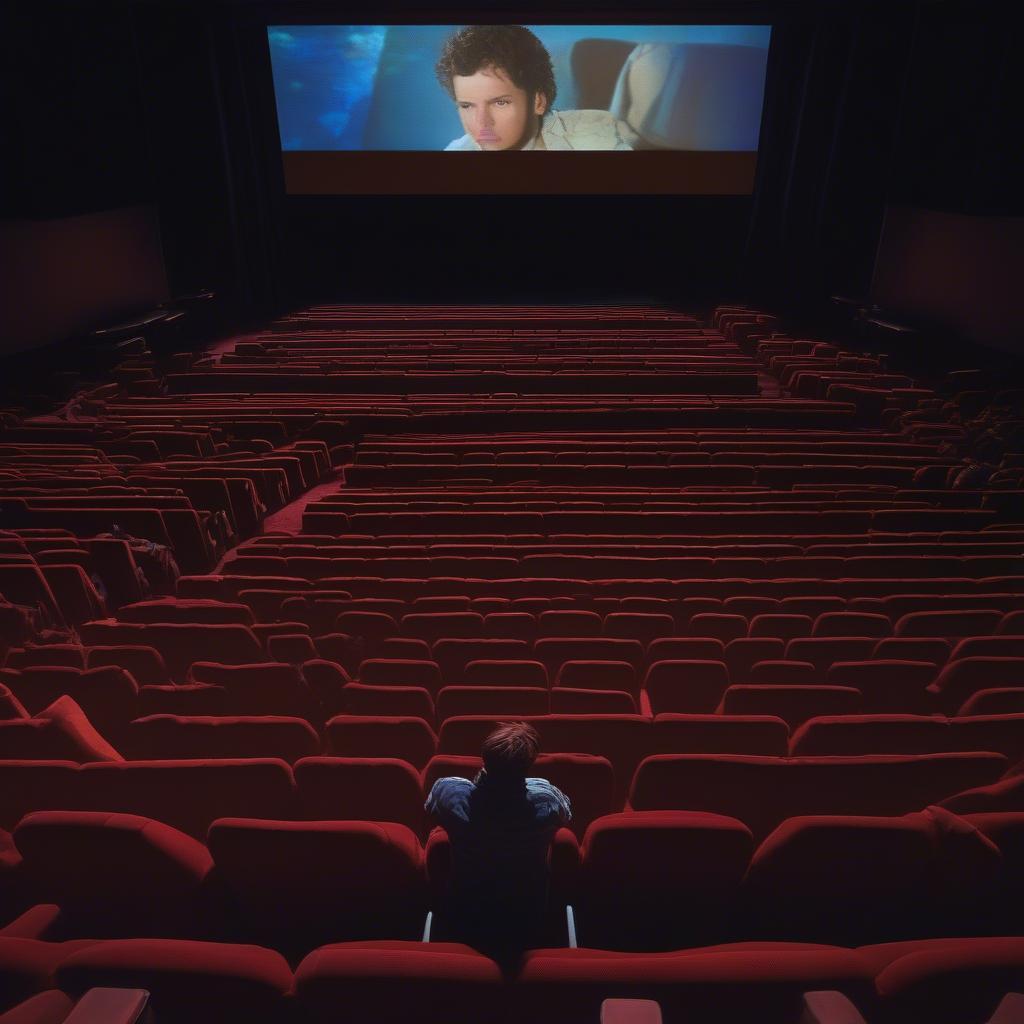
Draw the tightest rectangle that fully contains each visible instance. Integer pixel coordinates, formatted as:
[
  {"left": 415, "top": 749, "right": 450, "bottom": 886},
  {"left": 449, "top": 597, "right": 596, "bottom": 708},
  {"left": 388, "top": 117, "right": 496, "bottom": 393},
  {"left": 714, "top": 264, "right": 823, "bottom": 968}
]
[
  {"left": 629, "top": 752, "right": 1006, "bottom": 841},
  {"left": 746, "top": 660, "right": 819, "bottom": 685},
  {"left": 604, "top": 613, "right": 675, "bottom": 643},
  {"left": 813, "top": 612, "right": 891, "bottom": 638},
  {"left": 12, "top": 810, "right": 214, "bottom": 939},
  {"left": 556, "top": 661, "right": 638, "bottom": 698},
  {"left": 652, "top": 714, "right": 789, "bottom": 756},
  {"left": 207, "top": 818, "right": 426, "bottom": 952},
  {"left": 435, "top": 686, "right": 549, "bottom": 721},
  {"left": 644, "top": 661, "right": 730, "bottom": 715},
  {"left": 325, "top": 716, "right": 437, "bottom": 769},
  {"left": 723, "top": 638, "right": 786, "bottom": 683},
  {"left": 122, "top": 715, "right": 320, "bottom": 762},
  {"left": 73, "top": 759, "right": 296, "bottom": 839},
  {"left": 551, "top": 688, "right": 637, "bottom": 715},
  {"left": 462, "top": 660, "right": 548, "bottom": 688},
  {"left": 294, "top": 757, "right": 426, "bottom": 832},
  {"left": 576, "top": 811, "right": 754, "bottom": 951},
  {"left": 357, "top": 659, "right": 443, "bottom": 694},
  {"left": 340, "top": 682, "right": 435, "bottom": 721},
  {"left": 539, "top": 611, "right": 603, "bottom": 638},
  {"left": 789, "top": 715, "right": 953, "bottom": 756},
  {"left": 827, "top": 661, "right": 938, "bottom": 714},
  {"left": 741, "top": 813, "right": 996, "bottom": 945},
  {"left": 748, "top": 614, "right": 814, "bottom": 642},
  {"left": 294, "top": 940, "right": 503, "bottom": 1024},
  {"left": 895, "top": 610, "right": 1003, "bottom": 639},
  {"left": 53, "top": 937, "right": 293, "bottom": 1024},
  {"left": 689, "top": 614, "right": 747, "bottom": 643},
  {"left": 719, "top": 685, "right": 861, "bottom": 727},
  {"left": 929, "top": 658, "right": 1024, "bottom": 715}
]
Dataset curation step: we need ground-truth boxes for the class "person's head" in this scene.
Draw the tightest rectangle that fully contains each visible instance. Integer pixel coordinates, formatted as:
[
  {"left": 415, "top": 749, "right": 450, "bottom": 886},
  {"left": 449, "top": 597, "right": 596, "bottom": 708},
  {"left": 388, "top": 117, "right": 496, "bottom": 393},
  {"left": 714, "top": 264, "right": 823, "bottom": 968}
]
[
  {"left": 480, "top": 721, "right": 540, "bottom": 781},
  {"left": 435, "top": 25, "right": 556, "bottom": 150}
]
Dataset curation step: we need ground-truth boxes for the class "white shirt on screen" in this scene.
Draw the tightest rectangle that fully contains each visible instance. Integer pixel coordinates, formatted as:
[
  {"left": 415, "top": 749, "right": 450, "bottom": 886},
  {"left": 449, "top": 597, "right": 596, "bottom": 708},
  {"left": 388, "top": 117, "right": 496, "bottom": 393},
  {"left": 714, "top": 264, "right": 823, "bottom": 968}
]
[{"left": 444, "top": 108, "right": 634, "bottom": 151}]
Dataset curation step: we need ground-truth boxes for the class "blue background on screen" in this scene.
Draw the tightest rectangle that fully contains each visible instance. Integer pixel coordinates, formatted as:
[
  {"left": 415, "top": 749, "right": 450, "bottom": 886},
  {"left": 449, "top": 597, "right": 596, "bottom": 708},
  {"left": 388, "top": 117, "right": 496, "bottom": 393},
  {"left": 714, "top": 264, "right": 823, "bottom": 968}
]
[{"left": 268, "top": 24, "right": 771, "bottom": 152}]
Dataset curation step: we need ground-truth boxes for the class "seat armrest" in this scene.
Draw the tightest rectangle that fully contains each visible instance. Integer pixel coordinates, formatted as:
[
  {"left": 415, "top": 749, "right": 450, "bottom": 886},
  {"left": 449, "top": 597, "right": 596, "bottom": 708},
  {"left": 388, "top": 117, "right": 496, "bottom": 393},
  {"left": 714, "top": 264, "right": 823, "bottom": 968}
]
[
  {"left": 565, "top": 904, "right": 577, "bottom": 948},
  {"left": 0, "top": 904, "right": 62, "bottom": 939},
  {"left": 800, "top": 991, "right": 868, "bottom": 1024},
  {"left": 64, "top": 989, "right": 150, "bottom": 1024}
]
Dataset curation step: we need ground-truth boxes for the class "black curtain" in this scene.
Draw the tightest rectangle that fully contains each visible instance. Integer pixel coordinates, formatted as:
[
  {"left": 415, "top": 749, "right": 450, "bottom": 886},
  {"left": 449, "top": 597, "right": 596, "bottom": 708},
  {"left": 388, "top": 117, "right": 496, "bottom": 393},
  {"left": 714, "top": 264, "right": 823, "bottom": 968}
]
[{"left": 741, "top": 0, "right": 918, "bottom": 312}]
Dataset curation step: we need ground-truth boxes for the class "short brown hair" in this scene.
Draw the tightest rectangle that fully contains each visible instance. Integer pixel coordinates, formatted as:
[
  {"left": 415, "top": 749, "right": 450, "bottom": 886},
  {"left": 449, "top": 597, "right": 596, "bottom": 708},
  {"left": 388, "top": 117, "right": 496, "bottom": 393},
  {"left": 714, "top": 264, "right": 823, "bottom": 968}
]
[
  {"left": 481, "top": 721, "right": 540, "bottom": 778},
  {"left": 435, "top": 25, "right": 557, "bottom": 111}
]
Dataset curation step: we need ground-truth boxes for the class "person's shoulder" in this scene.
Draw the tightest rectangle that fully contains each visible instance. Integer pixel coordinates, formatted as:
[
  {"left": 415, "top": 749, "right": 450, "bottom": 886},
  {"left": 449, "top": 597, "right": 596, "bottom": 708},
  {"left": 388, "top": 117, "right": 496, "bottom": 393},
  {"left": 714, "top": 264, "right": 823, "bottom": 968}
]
[
  {"left": 444, "top": 134, "right": 477, "bottom": 151},
  {"left": 525, "top": 777, "right": 572, "bottom": 817},
  {"left": 432, "top": 775, "right": 475, "bottom": 791}
]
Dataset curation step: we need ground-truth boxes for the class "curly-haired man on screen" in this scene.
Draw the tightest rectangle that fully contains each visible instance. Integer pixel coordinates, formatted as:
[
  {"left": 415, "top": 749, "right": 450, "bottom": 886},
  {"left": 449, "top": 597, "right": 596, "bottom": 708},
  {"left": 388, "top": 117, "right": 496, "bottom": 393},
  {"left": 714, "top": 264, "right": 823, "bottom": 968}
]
[{"left": 436, "top": 24, "right": 633, "bottom": 151}]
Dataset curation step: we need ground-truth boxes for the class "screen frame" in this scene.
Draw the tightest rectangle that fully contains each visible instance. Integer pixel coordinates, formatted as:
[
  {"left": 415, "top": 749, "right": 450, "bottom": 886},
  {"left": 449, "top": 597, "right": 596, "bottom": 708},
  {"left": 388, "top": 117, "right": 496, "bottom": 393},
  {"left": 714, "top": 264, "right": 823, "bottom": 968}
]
[{"left": 258, "top": 10, "right": 776, "bottom": 197}]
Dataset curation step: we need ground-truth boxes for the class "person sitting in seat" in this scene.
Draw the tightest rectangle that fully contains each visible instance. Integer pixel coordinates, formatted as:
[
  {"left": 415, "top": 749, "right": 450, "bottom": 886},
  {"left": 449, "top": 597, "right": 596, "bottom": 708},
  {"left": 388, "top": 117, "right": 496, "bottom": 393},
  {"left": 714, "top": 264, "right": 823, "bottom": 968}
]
[{"left": 424, "top": 721, "right": 571, "bottom": 958}]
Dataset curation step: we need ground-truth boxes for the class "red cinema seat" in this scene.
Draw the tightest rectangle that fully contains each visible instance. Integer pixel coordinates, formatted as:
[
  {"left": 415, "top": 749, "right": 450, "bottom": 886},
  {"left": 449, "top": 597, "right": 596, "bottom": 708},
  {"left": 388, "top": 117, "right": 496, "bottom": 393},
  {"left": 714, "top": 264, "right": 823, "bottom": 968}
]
[
  {"left": 358, "top": 659, "right": 443, "bottom": 694},
  {"left": 874, "top": 637, "right": 951, "bottom": 665},
  {"left": 551, "top": 688, "right": 637, "bottom": 715},
  {"left": 435, "top": 686, "right": 548, "bottom": 722},
  {"left": 873, "top": 937, "right": 1024, "bottom": 1024},
  {"left": 481, "top": 612, "right": 537, "bottom": 640},
  {"left": 294, "top": 757, "right": 426, "bottom": 832},
  {"left": 53, "top": 938, "right": 293, "bottom": 1024},
  {"left": 462, "top": 660, "right": 548, "bottom": 688},
  {"left": 206, "top": 818, "right": 426, "bottom": 953},
  {"left": 649, "top": 638, "right": 726, "bottom": 665},
  {"left": 73, "top": 759, "right": 296, "bottom": 839},
  {"left": 628, "top": 752, "right": 1006, "bottom": 841},
  {"left": 86, "top": 646, "right": 170, "bottom": 686},
  {"left": 812, "top": 612, "right": 891, "bottom": 638},
  {"left": 0, "top": 991, "right": 74, "bottom": 1024},
  {"left": 786, "top": 638, "right": 877, "bottom": 676},
  {"left": 401, "top": 613, "right": 483, "bottom": 642},
  {"left": 294, "top": 941, "right": 503, "bottom": 1024},
  {"left": 718, "top": 685, "right": 861, "bottom": 727},
  {"left": 12, "top": 810, "right": 214, "bottom": 939},
  {"left": 652, "top": 714, "right": 789, "bottom": 757},
  {"left": 644, "top": 661, "right": 730, "bottom": 715},
  {"left": 723, "top": 638, "right": 786, "bottom": 683},
  {"left": 604, "top": 613, "right": 675, "bottom": 644},
  {"left": 513, "top": 946, "right": 875, "bottom": 1024},
  {"left": 340, "top": 683, "right": 435, "bottom": 722},
  {"left": 576, "top": 811, "right": 754, "bottom": 951},
  {"left": 5, "top": 647, "right": 84, "bottom": 671},
  {"left": 746, "top": 660, "right": 819, "bottom": 685},
  {"left": 689, "top": 614, "right": 747, "bottom": 644},
  {"left": 895, "top": 610, "right": 1002, "bottom": 639},
  {"left": 116, "top": 599, "right": 254, "bottom": 625},
  {"left": 741, "top": 813, "right": 996, "bottom": 946},
  {"left": 958, "top": 689, "right": 1024, "bottom": 716},
  {"left": 929, "top": 658, "right": 1024, "bottom": 715},
  {"left": 748, "top": 614, "right": 814, "bottom": 642},
  {"left": 951, "top": 637, "right": 1024, "bottom": 661},
  {"left": 122, "top": 715, "right": 320, "bottom": 763},
  {"left": 556, "top": 661, "right": 638, "bottom": 698},
  {"left": 539, "top": 611, "right": 603, "bottom": 638},
  {"left": 826, "top": 661, "right": 938, "bottom": 714},
  {"left": 187, "top": 662, "right": 311, "bottom": 718},
  {"left": 432, "top": 640, "right": 531, "bottom": 684},
  {"left": 325, "top": 716, "right": 437, "bottom": 769},
  {"left": 789, "top": 715, "right": 953, "bottom": 756}
]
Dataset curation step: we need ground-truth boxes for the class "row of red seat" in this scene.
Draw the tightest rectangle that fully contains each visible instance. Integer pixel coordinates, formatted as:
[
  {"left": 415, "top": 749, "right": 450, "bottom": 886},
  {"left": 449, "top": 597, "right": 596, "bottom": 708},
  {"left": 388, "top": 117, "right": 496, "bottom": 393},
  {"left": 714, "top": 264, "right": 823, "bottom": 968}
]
[
  {"left": 0, "top": 739, "right": 1012, "bottom": 840},
  {"left": 2, "top": 806, "right": 1021, "bottom": 954}
]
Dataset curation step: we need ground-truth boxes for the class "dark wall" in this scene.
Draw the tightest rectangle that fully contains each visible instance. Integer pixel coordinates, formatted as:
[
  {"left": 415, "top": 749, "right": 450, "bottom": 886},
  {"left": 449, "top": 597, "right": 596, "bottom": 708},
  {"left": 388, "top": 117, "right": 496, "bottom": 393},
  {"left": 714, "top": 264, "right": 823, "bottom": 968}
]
[{"left": 3, "top": 0, "right": 1020, "bottom": 344}]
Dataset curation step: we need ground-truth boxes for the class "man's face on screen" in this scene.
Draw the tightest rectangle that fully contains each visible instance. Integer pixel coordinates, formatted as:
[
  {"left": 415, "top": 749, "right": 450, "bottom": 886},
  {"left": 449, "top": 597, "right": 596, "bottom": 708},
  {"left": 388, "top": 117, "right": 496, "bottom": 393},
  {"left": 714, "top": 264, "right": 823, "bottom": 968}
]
[{"left": 452, "top": 65, "right": 547, "bottom": 150}]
